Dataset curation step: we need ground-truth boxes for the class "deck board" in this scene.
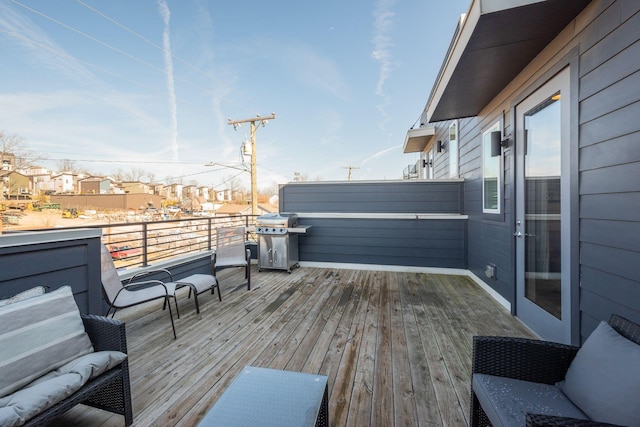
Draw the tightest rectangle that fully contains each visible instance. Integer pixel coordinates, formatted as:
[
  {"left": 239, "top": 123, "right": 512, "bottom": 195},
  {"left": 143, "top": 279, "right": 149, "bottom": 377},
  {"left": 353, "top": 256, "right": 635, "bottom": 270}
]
[{"left": 46, "top": 266, "right": 535, "bottom": 427}]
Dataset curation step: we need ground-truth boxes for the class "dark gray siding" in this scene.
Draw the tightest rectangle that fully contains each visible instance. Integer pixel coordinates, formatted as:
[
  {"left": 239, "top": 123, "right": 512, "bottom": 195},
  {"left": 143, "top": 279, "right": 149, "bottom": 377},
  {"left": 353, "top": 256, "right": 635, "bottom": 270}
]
[
  {"left": 0, "top": 230, "right": 103, "bottom": 314},
  {"left": 431, "top": 117, "right": 515, "bottom": 303},
  {"left": 426, "top": 1, "right": 640, "bottom": 338},
  {"left": 297, "top": 217, "right": 466, "bottom": 268},
  {"left": 576, "top": 1, "right": 640, "bottom": 338},
  {"left": 280, "top": 180, "right": 467, "bottom": 268},
  {"left": 280, "top": 181, "right": 463, "bottom": 213}
]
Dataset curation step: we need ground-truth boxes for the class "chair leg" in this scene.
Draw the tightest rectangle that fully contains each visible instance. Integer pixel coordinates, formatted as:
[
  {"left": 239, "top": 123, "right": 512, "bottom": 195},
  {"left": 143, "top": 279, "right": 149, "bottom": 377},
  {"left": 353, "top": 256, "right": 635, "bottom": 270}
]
[
  {"left": 173, "top": 295, "right": 180, "bottom": 319},
  {"left": 166, "top": 297, "right": 177, "bottom": 339},
  {"left": 246, "top": 264, "right": 251, "bottom": 291},
  {"left": 107, "top": 306, "right": 118, "bottom": 318},
  {"left": 216, "top": 283, "right": 222, "bottom": 301},
  {"left": 193, "top": 291, "right": 200, "bottom": 314}
]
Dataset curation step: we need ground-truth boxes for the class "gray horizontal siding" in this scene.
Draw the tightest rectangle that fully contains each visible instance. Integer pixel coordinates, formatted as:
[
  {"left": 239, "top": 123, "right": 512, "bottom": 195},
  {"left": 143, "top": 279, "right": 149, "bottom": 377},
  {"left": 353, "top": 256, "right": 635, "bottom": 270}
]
[
  {"left": 577, "top": 1, "right": 640, "bottom": 336},
  {"left": 280, "top": 181, "right": 467, "bottom": 269},
  {"left": 298, "top": 218, "right": 466, "bottom": 268},
  {"left": 0, "top": 231, "right": 102, "bottom": 314},
  {"left": 280, "top": 181, "right": 463, "bottom": 213}
]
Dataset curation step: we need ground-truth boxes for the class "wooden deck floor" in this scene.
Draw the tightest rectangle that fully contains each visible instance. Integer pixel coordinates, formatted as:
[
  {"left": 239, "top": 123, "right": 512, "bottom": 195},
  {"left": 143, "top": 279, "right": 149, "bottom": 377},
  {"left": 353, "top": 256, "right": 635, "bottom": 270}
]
[{"left": 49, "top": 266, "right": 534, "bottom": 426}]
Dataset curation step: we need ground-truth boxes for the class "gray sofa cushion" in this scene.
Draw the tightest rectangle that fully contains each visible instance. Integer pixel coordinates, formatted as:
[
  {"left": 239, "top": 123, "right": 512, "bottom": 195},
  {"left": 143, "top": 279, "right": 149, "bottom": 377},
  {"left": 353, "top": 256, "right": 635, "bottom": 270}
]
[
  {"left": 0, "top": 286, "right": 46, "bottom": 307},
  {"left": 0, "top": 350, "right": 127, "bottom": 427},
  {"left": 0, "top": 286, "right": 94, "bottom": 398},
  {"left": 558, "top": 321, "right": 640, "bottom": 426},
  {"left": 473, "top": 374, "right": 588, "bottom": 427}
]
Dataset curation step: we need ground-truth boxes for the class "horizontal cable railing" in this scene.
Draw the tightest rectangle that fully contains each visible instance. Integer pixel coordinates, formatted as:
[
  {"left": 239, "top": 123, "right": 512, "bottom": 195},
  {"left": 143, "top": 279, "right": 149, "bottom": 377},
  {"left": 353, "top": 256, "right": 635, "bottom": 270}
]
[{"left": 22, "top": 215, "right": 258, "bottom": 269}]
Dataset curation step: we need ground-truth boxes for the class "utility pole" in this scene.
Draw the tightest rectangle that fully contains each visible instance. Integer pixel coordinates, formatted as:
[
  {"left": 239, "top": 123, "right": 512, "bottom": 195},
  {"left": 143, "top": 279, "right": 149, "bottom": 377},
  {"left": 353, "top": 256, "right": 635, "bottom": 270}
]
[
  {"left": 228, "top": 113, "right": 276, "bottom": 219},
  {"left": 341, "top": 166, "right": 359, "bottom": 181}
]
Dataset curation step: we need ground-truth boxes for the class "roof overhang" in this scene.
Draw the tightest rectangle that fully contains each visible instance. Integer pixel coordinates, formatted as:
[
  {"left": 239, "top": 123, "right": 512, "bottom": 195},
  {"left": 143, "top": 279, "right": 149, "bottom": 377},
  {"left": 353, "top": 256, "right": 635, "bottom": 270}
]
[
  {"left": 403, "top": 126, "right": 435, "bottom": 153},
  {"left": 426, "top": 0, "right": 591, "bottom": 122}
]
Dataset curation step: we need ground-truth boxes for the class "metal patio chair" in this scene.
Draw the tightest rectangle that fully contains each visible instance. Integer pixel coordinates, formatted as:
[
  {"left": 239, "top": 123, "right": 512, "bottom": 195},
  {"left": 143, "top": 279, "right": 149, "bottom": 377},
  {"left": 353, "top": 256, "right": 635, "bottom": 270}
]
[
  {"left": 100, "top": 244, "right": 178, "bottom": 339},
  {"left": 214, "top": 226, "right": 251, "bottom": 291}
]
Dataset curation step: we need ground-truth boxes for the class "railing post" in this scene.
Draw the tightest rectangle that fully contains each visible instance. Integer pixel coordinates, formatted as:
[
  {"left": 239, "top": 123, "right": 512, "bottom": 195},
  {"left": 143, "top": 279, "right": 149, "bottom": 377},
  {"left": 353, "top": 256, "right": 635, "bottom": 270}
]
[
  {"left": 207, "top": 217, "right": 212, "bottom": 251},
  {"left": 142, "top": 222, "right": 148, "bottom": 267}
]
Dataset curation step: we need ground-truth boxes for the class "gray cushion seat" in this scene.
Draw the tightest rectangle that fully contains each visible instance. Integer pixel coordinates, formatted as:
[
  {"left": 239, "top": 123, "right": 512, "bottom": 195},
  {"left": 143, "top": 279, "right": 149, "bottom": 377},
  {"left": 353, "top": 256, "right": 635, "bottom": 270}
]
[
  {"left": 176, "top": 273, "right": 220, "bottom": 314},
  {"left": 471, "top": 319, "right": 640, "bottom": 427},
  {"left": 472, "top": 374, "right": 588, "bottom": 426},
  {"left": 0, "top": 351, "right": 126, "bottom": 426}
]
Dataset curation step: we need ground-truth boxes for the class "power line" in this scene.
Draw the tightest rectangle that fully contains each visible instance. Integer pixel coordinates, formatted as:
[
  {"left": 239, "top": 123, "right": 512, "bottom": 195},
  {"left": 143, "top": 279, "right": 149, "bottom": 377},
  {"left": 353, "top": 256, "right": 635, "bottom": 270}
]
[
  {"left": 74, "top": 0, "right": 215, "bottom": 81},
  {"left": 10, "top": 0, "right": 213, "bottom": 94}
]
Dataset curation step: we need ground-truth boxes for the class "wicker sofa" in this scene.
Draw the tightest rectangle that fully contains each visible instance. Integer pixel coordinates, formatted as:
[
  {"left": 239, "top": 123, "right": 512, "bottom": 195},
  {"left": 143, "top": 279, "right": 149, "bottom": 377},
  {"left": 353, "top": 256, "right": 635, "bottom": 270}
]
[
  {"left": 0, "top": 286, "right": 133, "bottom": 426},
  {"left": 470, "top": 314, "right": 640, "bottom": 427}
]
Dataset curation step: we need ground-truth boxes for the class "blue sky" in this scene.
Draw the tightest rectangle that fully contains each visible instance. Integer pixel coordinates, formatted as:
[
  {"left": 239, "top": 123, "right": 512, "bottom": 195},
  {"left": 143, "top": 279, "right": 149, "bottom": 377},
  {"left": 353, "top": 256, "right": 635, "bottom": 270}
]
[{"left": 0, "top": 0, "right": 469, "bottom": 191}]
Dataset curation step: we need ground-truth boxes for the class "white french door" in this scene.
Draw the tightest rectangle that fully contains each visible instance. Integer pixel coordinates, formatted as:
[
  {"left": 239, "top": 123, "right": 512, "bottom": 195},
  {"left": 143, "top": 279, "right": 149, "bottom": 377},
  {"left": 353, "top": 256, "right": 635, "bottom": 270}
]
[{"left": 515, "top": 67, "right": 572, "bottom": 343}]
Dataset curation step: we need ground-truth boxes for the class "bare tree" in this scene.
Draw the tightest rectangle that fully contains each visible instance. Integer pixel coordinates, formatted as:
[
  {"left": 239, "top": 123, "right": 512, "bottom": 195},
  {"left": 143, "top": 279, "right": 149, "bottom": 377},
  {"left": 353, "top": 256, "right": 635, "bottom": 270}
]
[
  {"left": 56, "top": 159, "right": 80, "bottom": 173},
  {"left": 293, "top": 171, "right": 308, "bottom": 181},
  {"left": 0, "top": 131, "right": 44, "bottom": 170},
  {"left": 123, "top": 167, "right": 147, "bottom": 182},
  {"left": 111, "top": 169, "right": 125, "bottom": 182}
]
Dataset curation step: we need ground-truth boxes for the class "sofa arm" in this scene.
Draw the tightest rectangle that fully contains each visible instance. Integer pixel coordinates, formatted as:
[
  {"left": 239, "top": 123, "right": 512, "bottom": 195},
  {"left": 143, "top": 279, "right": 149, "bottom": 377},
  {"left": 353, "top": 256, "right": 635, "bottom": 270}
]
[
  {"left": 82, "top": 314, "right": 128, "bottom": 354},
  {"left": 472, "top": 336, "right": 579, "bottom": 385},
  {"left": 526, "top": 413, "right": 622, "bottom": 427}
]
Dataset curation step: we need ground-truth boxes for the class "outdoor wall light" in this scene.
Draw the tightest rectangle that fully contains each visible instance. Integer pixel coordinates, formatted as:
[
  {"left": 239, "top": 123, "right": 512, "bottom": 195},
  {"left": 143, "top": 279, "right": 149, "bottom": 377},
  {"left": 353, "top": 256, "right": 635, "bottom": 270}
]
[
  {"left": 491, "top": 130, "right": 511, "bottom": 157},
  {"left": 436, "top": 140, "right": 443, "bottom": 153},
  {"left": 490, "top": 131, "right": 502, "bottom": 157}
]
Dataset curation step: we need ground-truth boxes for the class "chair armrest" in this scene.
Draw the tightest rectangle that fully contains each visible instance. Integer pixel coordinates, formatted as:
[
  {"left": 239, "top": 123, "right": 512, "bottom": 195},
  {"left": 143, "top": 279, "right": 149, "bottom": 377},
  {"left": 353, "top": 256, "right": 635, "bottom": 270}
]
[
  {"left": 526, "top": 413, "right": 622, "bottom": 427},
  {"left": 122, "top": 280, "right": 171, "bottom": 294},
  {"left": 472, "top": 335, "right": 579, "bottom": 384},
  {"left": 82, "top": 314, "right": 128, "bottom": 353},
  {"left": 127, "top": 268, "right": 173, "bottom": 284}
]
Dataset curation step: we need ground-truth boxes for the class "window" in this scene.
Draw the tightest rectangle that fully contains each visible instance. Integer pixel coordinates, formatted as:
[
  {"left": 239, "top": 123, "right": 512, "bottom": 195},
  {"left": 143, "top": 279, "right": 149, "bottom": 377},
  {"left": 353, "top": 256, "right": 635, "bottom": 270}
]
[
  {"left": 449, "top": 121, "right": 459, "bottom": 177},
  {"left": 482, "top": 122, "right": 501, "bottom": 213}
]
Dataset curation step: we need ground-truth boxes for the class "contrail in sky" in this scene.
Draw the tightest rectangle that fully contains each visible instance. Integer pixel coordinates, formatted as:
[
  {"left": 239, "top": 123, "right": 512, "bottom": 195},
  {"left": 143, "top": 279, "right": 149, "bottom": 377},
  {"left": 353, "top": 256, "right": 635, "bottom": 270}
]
[
  {"left": 371, "top": 0, "right": 395, "bottom": 132},
  {"left": 361, "top": 144, "right": 401, "bottom": 166},
  {"left": 158, "top": 0, "right": 178, "bottom": 162}
]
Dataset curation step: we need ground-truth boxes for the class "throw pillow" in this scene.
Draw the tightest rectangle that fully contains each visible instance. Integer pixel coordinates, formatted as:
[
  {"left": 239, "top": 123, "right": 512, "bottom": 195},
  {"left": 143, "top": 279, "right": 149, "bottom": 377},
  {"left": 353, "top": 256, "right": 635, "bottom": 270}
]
[
  {"left": 558, "top": 320, "right": 640, "bottom": 426},
  {"left": 0, "top": 286, "right": 46, "bottom": 307},
  {"left": 0, "top": 285, "right": 94, "bottom": 398}
]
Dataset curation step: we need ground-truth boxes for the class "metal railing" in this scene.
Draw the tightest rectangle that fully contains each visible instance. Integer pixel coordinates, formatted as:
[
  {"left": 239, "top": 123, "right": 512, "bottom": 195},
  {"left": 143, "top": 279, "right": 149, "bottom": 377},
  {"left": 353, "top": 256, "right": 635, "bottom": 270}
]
[{"left": 31, "top": 215, "right": 258, "bottom": 269}]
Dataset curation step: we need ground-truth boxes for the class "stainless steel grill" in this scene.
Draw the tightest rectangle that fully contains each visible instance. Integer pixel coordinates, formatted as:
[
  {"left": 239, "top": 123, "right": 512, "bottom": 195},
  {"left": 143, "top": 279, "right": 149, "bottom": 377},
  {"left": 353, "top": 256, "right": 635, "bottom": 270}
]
[
  {"left": 255, "top": 213, "right": 298, "bottom": 235},
  {"left": 255, "top": 213, "right": 302, "bottom": 273}
]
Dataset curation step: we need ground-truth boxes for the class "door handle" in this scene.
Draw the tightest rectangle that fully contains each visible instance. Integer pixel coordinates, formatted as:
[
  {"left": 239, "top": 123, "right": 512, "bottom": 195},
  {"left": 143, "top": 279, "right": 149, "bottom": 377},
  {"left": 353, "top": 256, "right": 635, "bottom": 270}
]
[{"left": 513, "top": 231, "right": 523, "bottom": 238}]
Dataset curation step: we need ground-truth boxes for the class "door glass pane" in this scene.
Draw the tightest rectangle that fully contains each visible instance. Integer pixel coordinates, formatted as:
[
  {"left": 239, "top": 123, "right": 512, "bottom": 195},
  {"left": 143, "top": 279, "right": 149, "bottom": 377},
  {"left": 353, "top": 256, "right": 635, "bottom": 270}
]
[{"left": 524, "top": 92, "right": 562, "bottom": 319}]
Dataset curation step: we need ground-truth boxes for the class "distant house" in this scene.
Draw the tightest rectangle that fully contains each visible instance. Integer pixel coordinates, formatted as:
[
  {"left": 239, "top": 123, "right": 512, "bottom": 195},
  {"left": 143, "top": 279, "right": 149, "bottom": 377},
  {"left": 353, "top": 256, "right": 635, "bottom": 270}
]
[
  {"left": 214, "top": 189, "right": 231, "bottom": 202},
  {"left": 182, "top": 185, "right": 196, "bottom": 199},
  {"left": 20, "top": 167, "right": 54, "bottom": 195},
  {"left": 120, "top": 181, "right": 152, "bottom": 195},
  {"left": 0, "top": 170, "right": 30, "bottom": 198},
  {"left": 79, "top": 177, "right": 111, "bottom": 195},
  {"left": 198, "top": 186, "right": 211, "bottom": 201},
  {"left": 0, "top": 152, "right": 15, "bottom": 171},
  {"left": 52, "top": 172, "right": 76, "bottom": 194},
  {"left": 163, "top": 183, "right": 183, "bottom": 200},
  {"left": 403, "top": 0, "right": 639, "bottom": 344}
]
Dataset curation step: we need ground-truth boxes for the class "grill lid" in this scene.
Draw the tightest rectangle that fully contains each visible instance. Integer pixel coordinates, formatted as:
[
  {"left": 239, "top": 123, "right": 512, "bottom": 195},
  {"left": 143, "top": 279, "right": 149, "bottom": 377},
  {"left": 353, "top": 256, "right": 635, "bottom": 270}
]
[{"left": 256, "top": 213, "right": 298, "bottom": 227}]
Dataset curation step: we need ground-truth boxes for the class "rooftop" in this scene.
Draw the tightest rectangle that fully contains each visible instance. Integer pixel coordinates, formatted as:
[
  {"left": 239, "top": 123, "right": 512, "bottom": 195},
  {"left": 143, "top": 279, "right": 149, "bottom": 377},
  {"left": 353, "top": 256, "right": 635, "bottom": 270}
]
[{"left": 46, "top": 265, "right": 534, "bottom": 426}]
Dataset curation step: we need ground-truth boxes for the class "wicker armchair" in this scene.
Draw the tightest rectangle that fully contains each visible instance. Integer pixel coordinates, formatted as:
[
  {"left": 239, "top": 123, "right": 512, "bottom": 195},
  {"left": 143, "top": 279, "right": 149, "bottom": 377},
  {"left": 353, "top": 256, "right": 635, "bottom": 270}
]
[
  {"left": 470, "top": 314, "right": 640, "bottom": 427},
  {"left": 23, "top": 315, "right": 133, "bottom": 426}
]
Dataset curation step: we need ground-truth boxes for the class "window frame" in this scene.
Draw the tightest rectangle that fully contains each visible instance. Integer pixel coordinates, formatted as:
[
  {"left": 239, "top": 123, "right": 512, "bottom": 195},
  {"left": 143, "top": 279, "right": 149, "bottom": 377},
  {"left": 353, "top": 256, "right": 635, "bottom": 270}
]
[
  {"left": 449, "top": 121, "right": 459, "bottom": 178},
  {"left": 482, "top": 121, "right": 502, "bottom": 214}
]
